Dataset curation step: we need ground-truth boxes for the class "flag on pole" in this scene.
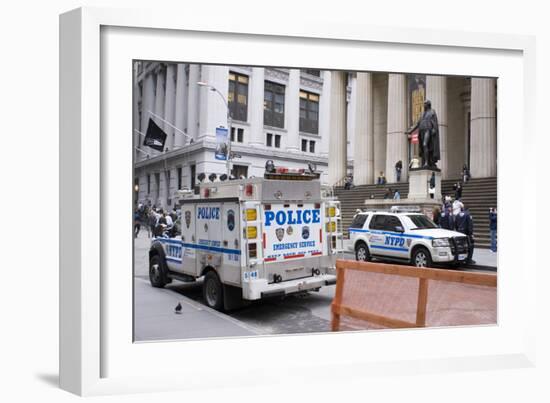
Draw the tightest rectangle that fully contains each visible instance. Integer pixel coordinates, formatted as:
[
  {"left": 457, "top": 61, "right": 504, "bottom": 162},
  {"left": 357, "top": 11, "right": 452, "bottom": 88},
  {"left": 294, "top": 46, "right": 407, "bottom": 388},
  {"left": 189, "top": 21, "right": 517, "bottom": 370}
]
[
  {"left": 409, "top": 128, "right": 419, "bottom": 144},
  {"left": 143, "top": 118, "right": 167, "bottom": 151}
]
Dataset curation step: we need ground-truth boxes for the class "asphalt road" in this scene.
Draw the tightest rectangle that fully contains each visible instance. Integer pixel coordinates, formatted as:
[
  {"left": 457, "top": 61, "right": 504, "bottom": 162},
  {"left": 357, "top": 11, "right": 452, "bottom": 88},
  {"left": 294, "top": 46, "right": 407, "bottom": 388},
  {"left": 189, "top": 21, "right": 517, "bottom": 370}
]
[{"left": 134, "top": 230, "right": 495, "bottom": 340}]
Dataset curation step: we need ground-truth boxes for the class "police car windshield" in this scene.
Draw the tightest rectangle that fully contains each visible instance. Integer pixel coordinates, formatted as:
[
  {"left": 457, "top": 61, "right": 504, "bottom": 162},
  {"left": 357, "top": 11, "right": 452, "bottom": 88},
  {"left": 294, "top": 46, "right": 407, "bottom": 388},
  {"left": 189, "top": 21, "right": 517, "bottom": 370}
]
[{"left": 407, "top": 214, "right": 437, "bottom": 230}]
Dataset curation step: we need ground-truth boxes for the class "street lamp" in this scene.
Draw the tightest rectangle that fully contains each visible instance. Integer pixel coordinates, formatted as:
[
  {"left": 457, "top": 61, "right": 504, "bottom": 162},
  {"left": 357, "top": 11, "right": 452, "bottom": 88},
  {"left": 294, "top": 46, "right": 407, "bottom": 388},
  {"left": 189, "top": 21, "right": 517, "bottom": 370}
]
[{"left": 197, "top": 81, "right": 233, "bottom": 176}]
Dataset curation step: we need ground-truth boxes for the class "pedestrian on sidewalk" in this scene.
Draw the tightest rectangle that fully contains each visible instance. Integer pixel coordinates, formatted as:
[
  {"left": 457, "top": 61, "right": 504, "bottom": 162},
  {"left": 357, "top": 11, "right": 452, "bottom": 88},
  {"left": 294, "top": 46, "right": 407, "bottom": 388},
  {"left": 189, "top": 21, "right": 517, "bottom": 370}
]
[
  {"left": 133, "top": 209, "right": 141, "bottom": 238},
  {"left": 377, "top": 171, "right": 386, "bottom": 185},
  {"left": 393, "top": 189, "right": 401, "bottom": 200},
  {"left": 456, "top": 207, "right": 475, "bottom": 264},
  {"left": 439, "top": 205, "right": 454, "bottom": 230},
  {"left": 452, "top": 198, "right": 464, "bottom": 217},
  {"left": 383, "top": 187, "right": 392, "bottom": 200},
  {"left": 454, "top": 182, "right": 463, "bottom": 200},
  {"left": 432, "top": 206, "right": 441, "bottom": 227},
  {"left": 462, "top": 164, "right": 471, "bottom": 183},
  {"left": 489, "top": 207, "right": 497, "bottom": 252},
  {"left": 395, "top": 160, "right": 403, "bottom": 182}
]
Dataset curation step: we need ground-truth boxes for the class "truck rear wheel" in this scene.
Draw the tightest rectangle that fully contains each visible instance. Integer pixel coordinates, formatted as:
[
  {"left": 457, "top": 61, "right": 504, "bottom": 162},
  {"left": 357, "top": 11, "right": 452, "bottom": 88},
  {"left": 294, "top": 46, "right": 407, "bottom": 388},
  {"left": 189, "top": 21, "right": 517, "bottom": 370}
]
[
  {"left": 203, "top": 271, "right": 224, "bottom": 310},
  {"left": 149, "top": 254, "right": 168, "bottom": 288}
]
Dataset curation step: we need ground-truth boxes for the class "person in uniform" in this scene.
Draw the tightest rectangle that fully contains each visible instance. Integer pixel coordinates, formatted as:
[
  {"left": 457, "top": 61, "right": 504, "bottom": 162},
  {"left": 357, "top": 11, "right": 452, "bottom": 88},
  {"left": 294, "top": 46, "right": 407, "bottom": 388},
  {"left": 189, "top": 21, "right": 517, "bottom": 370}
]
[
  {"left": 455, "top": 208, "right": 475, "bottom": 264},
  {"left": 439, "top": 206, "right": 455, "bottom": 230}
]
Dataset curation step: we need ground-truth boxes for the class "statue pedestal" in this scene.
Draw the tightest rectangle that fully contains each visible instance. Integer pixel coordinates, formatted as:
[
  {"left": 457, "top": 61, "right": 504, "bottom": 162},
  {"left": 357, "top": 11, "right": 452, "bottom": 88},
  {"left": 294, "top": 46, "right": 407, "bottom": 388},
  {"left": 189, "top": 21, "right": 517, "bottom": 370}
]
[{"left": 408, "top": 168, "right": 442, "bottom": 201}]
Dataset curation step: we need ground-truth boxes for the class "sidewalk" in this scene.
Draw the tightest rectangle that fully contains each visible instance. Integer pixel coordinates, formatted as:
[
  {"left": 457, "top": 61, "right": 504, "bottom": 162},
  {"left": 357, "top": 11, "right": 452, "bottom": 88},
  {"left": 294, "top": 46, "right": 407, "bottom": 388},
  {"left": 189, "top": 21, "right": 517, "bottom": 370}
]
[
  {"left": 134, "top": 278, "right": 260, "bottom": 341},
  {"left": 342, "top": 239, "right": 497, "bottom": 269}
]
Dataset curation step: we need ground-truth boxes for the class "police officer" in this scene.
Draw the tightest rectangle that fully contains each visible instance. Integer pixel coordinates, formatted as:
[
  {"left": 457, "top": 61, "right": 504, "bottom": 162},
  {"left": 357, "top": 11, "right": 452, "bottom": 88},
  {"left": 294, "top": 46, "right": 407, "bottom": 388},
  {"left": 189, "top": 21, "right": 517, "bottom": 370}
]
[
  {"left": 439, "top": 206, "right": 454, "bottom": 230},
  {"left": 455, "top": 208, "right": 475, "bottom": 264}
]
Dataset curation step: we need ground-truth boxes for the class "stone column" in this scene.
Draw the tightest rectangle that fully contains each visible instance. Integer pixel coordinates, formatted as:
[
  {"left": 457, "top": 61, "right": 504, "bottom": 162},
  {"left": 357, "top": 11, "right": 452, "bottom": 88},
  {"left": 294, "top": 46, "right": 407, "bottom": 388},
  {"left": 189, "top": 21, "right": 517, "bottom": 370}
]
[
  {"left": 140, "top": 72, "right": 156, "bottom": 159},
  {"left": 199, "top": 65, "right": 229, "bottom": 141},
  {"left": 426, "top": 76, "right": 448, "bottom": 178},
  {"left": 328, "top": 71, "right": 348, "bottom": 184},
  {"left": 153, "top": 67, "right": 166, "bottom": 155},
  {"left": 248, "top": 67, "right": 265, "bottom": 147},
  {"left": 163, "top": 64, "right": 176, "bottom": 151},
  {"left": 319, "top": 71, "right": 331, "bottom": 159},
  {"left": 174, "top": 64, "right": 187, "bottom": 148},
  {"left": 373, "top": 74, "right": 388, "bottom": 183},
  {"left": 385, "top": 74, "right": 408, "bottom": 183},
  {"left": 187, "top": 64, "right": 200, "bottom": 140},
  {"left": 470, "top": 78, "right": 497, "bottom": 178},
  {"left": 353, "top": 73, "right": 374, "bottom": 185},
  {"left": 285, "top": 69, "right": 301, "bottom": 152}
]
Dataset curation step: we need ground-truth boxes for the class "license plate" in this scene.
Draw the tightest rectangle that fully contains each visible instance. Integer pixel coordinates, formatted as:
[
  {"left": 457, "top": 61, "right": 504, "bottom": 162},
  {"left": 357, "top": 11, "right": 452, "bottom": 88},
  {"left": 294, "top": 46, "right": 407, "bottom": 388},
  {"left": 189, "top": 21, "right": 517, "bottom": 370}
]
[{"left": 458, "top": 253, "right": 467, "bottom": 260}]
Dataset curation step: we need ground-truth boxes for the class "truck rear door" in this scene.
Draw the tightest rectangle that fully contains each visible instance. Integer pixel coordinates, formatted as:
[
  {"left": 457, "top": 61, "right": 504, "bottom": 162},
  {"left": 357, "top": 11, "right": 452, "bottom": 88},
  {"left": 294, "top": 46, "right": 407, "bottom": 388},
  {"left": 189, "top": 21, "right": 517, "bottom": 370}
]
[{"left": 262, "top": 202, "right": 324, "bottom": 264}]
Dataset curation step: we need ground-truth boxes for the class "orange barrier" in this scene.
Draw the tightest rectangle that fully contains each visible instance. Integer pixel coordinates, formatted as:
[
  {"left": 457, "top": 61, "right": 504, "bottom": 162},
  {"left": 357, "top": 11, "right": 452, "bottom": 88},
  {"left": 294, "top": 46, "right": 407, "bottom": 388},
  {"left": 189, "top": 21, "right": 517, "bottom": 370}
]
[{"left": 331, "top": 259, "right": 497, "bottom": 331}]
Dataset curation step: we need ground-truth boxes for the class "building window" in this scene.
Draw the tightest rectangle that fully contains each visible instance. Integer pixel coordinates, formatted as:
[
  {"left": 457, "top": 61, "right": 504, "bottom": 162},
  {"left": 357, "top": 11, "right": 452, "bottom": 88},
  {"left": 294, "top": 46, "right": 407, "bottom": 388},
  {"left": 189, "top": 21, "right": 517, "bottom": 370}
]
[
  {"left": 300, "top": 139, "right": 316, "bottom": 153},
  {"left": 232, "top": 164, "right": 248, "bottom": 179},
  {"left": 303, "top": 69, "right": 321, "bottom": 77},
  {"left": 231, "top": 127, "right": 244, "bottom": 143},
  {"left": 299, "top": 91, "right": 319, "bottom": 134},
  {"left": 228, "top": 72, "right": 249, "bottom": 122},
  {"left": 264, "top": 81, "right": 285, "bottom": 128},
  {"left": 266, "top": 133, "right": 281, "bottom": 148}
]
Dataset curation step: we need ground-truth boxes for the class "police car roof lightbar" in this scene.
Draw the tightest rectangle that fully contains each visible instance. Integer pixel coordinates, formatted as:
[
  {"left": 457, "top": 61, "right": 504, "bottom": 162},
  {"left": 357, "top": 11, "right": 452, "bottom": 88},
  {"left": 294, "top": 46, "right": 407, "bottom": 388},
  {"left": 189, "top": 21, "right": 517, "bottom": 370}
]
[
  {"left": 390, "top": 206, "right": 422, "bottom": 213},
  {"left": 263, "top": 160, "right": 320, "bottom": 181}
]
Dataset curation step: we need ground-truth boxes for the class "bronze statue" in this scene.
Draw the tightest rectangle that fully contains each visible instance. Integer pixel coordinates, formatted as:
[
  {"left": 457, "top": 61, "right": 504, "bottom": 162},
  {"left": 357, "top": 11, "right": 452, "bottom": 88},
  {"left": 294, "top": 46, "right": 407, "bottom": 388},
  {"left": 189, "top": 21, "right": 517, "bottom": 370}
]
[{"left": 407, "top": 100, "right": 441, "bottom": 168}]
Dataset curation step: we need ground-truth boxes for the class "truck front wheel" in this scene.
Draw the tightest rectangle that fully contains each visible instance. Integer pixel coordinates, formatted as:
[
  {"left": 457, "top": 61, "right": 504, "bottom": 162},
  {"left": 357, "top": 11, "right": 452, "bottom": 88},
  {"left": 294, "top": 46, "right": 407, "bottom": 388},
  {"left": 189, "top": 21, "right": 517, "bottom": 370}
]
[
  {"left": 411, "top": 247, "right": 432, "bottom": 268},
  {"left": 203, "top": 271, "right": 224, "bottom": 310}
]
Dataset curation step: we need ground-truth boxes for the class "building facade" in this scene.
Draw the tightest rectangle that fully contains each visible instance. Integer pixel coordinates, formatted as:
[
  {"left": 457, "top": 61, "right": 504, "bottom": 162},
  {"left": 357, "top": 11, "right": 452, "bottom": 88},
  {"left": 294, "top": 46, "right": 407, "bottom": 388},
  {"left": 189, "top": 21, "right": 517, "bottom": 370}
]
[{"left": 133, "top": 62, "right": 496, "bottom": 209}]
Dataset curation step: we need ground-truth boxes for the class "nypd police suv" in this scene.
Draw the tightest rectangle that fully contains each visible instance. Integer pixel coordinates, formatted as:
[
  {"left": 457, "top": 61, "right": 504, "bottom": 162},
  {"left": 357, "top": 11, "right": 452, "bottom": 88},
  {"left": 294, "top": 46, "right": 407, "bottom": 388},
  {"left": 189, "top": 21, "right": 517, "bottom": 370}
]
[
  {"left": 148, "top": 164, "right": 342, "bottom": 311},
  {"left": 349, "top": 208, "right": 470, "bottom": 267}
]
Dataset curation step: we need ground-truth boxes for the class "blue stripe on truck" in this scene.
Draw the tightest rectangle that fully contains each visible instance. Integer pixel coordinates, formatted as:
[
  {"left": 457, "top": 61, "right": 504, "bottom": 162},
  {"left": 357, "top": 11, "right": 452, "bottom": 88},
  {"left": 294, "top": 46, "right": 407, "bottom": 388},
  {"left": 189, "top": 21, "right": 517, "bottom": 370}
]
[{"left": 154, "top": 238, "right": 242, "bottom": 255}]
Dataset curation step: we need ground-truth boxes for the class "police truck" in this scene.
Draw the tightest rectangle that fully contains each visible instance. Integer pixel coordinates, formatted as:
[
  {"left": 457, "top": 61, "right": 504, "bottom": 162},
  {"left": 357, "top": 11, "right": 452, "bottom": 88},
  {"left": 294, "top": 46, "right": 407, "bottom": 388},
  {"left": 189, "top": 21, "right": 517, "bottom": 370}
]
[{"left": 148, "top": 163, "right": 342, "bottom": 310}]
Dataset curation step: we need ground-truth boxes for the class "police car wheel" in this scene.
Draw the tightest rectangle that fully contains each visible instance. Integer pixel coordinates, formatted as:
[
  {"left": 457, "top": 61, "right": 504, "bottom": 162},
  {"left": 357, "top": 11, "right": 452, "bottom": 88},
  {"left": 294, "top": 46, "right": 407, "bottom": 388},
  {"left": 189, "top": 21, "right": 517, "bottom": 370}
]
[
  {"left": 149, "top": 255, "right": 167, "bottom": 288},
  {"left": 412, "top": 248, "right": 432, "bottom": 268},
  {"left": 203, "top": 271, "right": 224, "bottom": 310},
  {"left": 355, "top": 242, "right": 371, "bottom": 262}
]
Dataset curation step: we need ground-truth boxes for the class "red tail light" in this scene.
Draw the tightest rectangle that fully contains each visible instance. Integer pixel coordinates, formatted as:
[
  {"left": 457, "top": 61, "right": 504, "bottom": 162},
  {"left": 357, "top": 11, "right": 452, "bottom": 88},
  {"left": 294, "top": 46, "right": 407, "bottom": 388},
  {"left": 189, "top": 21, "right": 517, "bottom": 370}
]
[
  {"left": 204, "top": 188, "right": 210, "bottom": 198},
  {"left": 245, "top": 184, "right": 253, "bottom": 196},
  {"left": 319, "top": 229, "right": 323, "bottom": 243}
]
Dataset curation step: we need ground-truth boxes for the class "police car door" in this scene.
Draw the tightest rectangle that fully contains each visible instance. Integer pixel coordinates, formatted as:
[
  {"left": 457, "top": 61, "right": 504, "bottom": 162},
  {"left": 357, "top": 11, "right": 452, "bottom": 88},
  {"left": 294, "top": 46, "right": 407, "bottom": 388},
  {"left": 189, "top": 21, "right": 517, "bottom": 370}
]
[
  {"left": 382, "top": 215, "right": 408, "bottom": 259},
  {"left": 179, "top": 205, "right": 197, "bottom": 277},
  {"left": 368, "top": 214, "right": 406, "bottom": 259},
  {"left": 221, "top": 202, "right": 241, "bottom": 286}
]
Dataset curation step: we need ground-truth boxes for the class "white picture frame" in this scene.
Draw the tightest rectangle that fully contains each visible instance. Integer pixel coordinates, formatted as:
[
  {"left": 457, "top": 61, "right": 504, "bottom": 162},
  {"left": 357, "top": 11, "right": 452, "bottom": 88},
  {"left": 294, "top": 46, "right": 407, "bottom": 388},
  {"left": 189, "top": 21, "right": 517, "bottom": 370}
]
[{"left": 60, "top": 6, "right": 537, "bottom": 396}]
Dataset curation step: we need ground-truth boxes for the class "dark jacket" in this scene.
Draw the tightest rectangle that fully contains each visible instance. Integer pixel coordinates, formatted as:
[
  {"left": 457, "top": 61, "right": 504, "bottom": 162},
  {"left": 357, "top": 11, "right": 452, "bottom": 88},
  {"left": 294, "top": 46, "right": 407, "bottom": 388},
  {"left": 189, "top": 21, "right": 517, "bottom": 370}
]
[
  {"left": 439, "top": 212, "right": 454, "bottom": 230},
  {"left": 455, "top": 211, "right": 473, "bottom": 236}
]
